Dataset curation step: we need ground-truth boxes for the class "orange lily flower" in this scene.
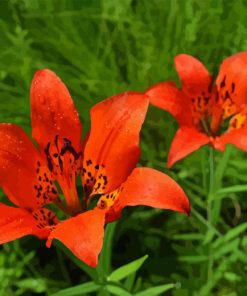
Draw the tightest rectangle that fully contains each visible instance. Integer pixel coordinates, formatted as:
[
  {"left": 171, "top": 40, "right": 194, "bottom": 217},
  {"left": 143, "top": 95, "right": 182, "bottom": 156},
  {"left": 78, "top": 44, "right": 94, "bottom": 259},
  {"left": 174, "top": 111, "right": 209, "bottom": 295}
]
[
  {"left": 146, "top": 52, "right": 247, "bottom": 167},
  {"left": 0, "top": 70, "right": 190, "bottom": 267}
]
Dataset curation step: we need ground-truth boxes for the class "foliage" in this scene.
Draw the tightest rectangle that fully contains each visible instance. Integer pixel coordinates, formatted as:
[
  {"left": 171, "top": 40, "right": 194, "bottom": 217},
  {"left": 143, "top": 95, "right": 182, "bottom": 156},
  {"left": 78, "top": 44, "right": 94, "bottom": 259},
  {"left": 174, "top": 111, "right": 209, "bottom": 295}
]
[{"left": 0, "top": 0, "right": 247, "bottom": 295}]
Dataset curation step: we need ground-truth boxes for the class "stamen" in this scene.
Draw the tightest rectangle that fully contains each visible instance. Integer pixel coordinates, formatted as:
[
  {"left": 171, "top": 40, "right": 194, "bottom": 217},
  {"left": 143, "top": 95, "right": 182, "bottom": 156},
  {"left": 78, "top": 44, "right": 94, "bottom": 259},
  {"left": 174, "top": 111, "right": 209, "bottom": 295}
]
[{"left": 43, "top": 135, "right": 82, "bottom": 214}]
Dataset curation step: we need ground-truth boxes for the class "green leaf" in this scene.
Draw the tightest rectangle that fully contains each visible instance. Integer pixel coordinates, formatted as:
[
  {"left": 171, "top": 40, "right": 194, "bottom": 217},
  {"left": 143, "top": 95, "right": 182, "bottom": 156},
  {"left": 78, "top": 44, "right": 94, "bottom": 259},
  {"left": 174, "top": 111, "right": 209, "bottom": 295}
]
[
  {"left": 105, "top": 284, "right": 132, "bottom": 296},
  {"left": 213, "top": 223, "right": 247, "bottom": 249},
  {"left": 216, "top": 185, "right": 247, "bottom": 195},
  {"left": 97, "top": 222, "right": 118, "bottom": 280},
  {"left": 51, "top": 281, "right": 100, "bottom": 296},
  {"left": 134, "top": 283, "right": 175, "bottom": 296},
  {"left": 223, "top": 222, "right": 247, "bottom": 242},
  {"left": 179, "top": 255, "right": 208, "bottom": 263},
  {"left": 173, "top": 233, "right": 204, "bottom": 241},
  {"left": 15, "top": 278, "right": 46, "bottom": 293},
  {"left": 214, "top": 239, "right": 240, "bottom": 260},
  {"left": 203, "top": 229, "right": 216, "bottom": 245},
  {"left": 224, "top": 272, "right": 241, "bottom": 283},
  {"left": 108, "top": 255, "right": 148, "bottom": 282},
  {"left": 214, "top": 146, "right": 232, "bottom": 190},
  {"left": 124, "top": 272, "right": 136, "bottom": 291}
]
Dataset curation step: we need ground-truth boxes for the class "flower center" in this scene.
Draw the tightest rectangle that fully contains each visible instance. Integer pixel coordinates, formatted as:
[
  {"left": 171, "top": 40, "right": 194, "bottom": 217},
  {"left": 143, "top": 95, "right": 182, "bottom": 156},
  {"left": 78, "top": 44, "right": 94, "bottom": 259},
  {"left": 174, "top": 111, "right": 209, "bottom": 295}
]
[
  {"left": 36, "top": 135, "right": 114, "bottom": 218},
  {"left": 42, "top": 135, "right": 82, "bottom": 215}
]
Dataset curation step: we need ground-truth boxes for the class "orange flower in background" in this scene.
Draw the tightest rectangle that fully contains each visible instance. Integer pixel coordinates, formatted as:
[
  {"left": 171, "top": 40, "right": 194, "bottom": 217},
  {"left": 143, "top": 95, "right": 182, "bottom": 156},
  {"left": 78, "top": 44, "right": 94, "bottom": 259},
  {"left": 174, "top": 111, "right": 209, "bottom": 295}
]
[
  {"left": 146, "top": 52, "right": 247, "bottom": 167},
  {"left": 0, "top": 70, "right": 190, "bottom": 267}
]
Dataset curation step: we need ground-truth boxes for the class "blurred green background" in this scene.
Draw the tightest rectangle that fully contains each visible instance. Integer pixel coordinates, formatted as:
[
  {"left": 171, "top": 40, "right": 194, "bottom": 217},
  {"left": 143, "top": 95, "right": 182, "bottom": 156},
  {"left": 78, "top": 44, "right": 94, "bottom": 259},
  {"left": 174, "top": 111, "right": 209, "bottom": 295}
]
[{"left": 1, "top": 0, "right": 247, "bottom": 295}]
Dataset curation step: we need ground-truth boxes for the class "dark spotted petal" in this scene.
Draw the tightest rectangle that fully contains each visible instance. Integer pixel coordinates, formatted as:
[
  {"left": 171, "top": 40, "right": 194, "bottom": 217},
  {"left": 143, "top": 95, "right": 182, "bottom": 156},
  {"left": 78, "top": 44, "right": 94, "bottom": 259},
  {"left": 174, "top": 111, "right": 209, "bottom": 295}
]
[
  {"left": 216, "top": 51, "right": 247, "bottom": 118},
  {"left": 83, "top": 92, "right": 149, "bottom": 196},
  {"left": 213, "top": 126, "right": 247, "bottom": 152},
  {"left": 0, "top": 203, "right": 51, "bottom": 244},
  {"left": 105, "top": 167, "right": 190, "bottom": 223},
  {"left": 31, "top": 70, "right": 84, "bottom": 211},
  {"left": 0, "top": 124, "right": 58, "bottom": 209},
  {"left": 175, "top": 54, "right": 213, "bottom": 124},
  {"left": 31, "top": 69, "right": 82, "bottom": 153},
  {"left": 175, "top": 54, "right": 212, "bottom": 97}
]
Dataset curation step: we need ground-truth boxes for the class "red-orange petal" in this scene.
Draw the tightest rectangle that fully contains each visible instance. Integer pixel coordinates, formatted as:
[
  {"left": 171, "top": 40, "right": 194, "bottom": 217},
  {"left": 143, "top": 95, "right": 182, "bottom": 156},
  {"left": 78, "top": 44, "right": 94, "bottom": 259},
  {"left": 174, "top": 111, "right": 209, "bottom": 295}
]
[
  {"left": 168, "top": 127, "right": 210, "bottom": 167},
  {"left": 46, "top": 209, "right": 106, "bottom": 267},
  {"left": 145, "top": 81, "right": 192, "bottom": 126},
  {"left": 216, "top": 51, "right": 247, "bottom": 115},
  {"left": 175, "top": 54, "right": 213, "bottom": 122},
  {"left": 175, "top": 54, "right": 212, "bottom": 96},
  {"left": 31, "top": 69, "right": 82, "bottom": 152},
  {"left": 0, "top": 203, "right": 50, "bottom": 244},
  {"left": 213, "top": 127, "right": 247, "bottom": 151},
  {"left": 106, "top": 167, "right": 190, "bottom": 223},
  {"left": 0, "top": 124, "right": 58, "bottom": 209},
  {"left": 83, "top": 92, "right": 149, "bottom": 195}
]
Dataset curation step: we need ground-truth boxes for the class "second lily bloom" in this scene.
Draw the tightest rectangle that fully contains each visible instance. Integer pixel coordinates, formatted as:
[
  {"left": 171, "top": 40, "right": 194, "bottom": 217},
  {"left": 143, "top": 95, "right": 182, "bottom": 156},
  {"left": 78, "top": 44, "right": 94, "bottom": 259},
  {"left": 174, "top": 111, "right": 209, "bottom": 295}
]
[{"left": 146, "top": 52, "right": 247, "bottom": 167}]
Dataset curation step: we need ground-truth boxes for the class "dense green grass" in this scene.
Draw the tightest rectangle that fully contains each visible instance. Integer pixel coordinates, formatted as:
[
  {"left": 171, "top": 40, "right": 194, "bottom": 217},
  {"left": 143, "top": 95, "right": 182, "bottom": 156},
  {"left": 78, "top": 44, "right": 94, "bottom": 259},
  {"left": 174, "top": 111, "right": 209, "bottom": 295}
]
[{"left": 1, "top": 0, "right": 247, "bottom": 295}]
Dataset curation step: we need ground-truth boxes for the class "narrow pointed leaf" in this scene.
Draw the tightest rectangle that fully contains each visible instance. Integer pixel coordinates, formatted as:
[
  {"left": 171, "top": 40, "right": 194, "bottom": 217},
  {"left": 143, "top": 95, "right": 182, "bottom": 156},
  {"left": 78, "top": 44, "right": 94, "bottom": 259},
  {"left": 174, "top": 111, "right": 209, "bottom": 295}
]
[
  {"left": 97, "top": 222, "right": 117, "bottom": 279},
  {"left": 108, "top": 255, "right": 148, "bottom": 282},
  {"left": 51, "top": 281, "right": 100, "bottom": 296},
  {"left": 134, "top": 283, "right": 175, "bottom": 296},
  {"left": 216, "top": 185, "right": 247, "bottom": 195},
  {"left": 124, "top": 273, "right": 136, "bottom": 291},
  {"left": 105, "top": 284, "right": 132, "bottom": 296}
]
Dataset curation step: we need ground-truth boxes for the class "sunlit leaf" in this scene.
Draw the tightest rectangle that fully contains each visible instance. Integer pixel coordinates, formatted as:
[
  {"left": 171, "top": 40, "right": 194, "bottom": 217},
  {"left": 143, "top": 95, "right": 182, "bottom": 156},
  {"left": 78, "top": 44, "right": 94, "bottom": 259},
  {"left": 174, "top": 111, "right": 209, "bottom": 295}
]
[
  {"left": 134, "top": 283, "right": 175, "bottom": 296},
  {"left": 179, "top": 255, "right": 208, "bottom": 263},
  {"left": 105, "top": 284, "right": 132, "bottom": 296},
  {"left": 15, "top": 278, "right": 46, "bottom": 293},
  {"left": 51, "top": 281, "right": 100, "bottom": 296},
  {"left": 108, "top": 255, "right": 148, "bottom": 282}
]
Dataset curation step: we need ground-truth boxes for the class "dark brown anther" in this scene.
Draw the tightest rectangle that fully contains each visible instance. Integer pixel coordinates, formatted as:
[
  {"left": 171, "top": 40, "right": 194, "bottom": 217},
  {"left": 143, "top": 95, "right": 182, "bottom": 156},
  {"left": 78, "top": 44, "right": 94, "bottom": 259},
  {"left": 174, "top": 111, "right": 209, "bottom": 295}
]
[
  {"left": 204, "top": 97, "right": 210, "bottom": 105},
  {"left": 220, "top": 76, "right": 226, "bottom": 88},
  {"left": 44, "top": 142, "right": 53, "bottom": 172},
  {"left": 225, "top": 90, "right": 230, "bottom": 100},
  {"left": 63, "top": 137, "right": 72, "bottom": 145},
  {"left": 54, "top": 134, "right": 59, "bottom": 149},
  {"left": 58, "top": 156, "right": 63, "bottom": 172}
]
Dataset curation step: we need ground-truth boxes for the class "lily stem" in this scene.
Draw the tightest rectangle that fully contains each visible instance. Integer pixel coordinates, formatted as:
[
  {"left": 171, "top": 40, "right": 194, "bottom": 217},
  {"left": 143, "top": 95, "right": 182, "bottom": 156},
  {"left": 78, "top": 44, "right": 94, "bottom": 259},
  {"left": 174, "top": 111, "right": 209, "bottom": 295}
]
[{"left": 207, "top": 147, "right": 215, "bottom": 291}]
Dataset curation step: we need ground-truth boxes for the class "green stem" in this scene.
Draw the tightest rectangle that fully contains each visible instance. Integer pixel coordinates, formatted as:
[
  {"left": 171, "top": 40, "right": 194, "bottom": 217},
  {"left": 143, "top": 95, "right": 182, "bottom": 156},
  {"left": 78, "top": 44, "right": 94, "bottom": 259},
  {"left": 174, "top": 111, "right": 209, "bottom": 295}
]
[
  {"left": 209, "top": 147, "right": 215, "bottom": 194},
  {"left": 207, "top": 147, "right": 215, "bottom": 222},
  {"left": 56, "top": 248, "right": 71, "bottom": 283},
  {"left": 207, "top": 147, "right": 215, "bottom": 294}
]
